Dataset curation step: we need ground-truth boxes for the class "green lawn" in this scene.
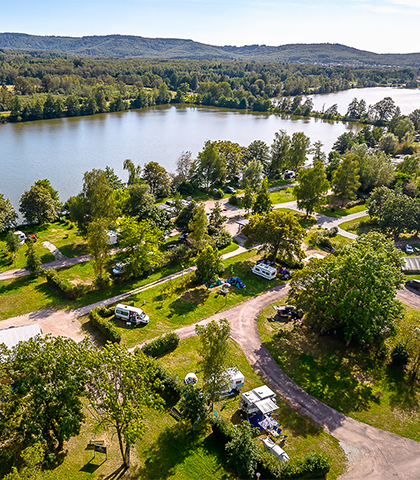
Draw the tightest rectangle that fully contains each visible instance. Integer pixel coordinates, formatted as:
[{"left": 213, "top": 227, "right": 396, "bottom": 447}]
[
  {"left": 315, "top": 204, "right": 366, "bottom": 218},
  {"left": 339, "top": 215, "right": 373, "bottom": 235},
  {"left": 267, "top": 178, "right": 294, "bottom": 189},
  {"left": 269, "top": 188, "right": 295, "bottom": 204},
  {"left": 0, "top": 221, "right": 87, "bottom": 272},
  {"left": 80, "top": 251, "right": 287, "bottom": 348},
  {"left": 258, "top": 301, "right": 420, "bottom": 442}
]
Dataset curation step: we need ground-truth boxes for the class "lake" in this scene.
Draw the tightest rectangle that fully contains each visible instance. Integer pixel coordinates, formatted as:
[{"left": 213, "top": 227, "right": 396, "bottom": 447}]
[
  {"left": 307, "top": 87, "right": 420, "bottom": 116},
  {"left": 0, "top": 105, "right": 360, "bottom": 211}
]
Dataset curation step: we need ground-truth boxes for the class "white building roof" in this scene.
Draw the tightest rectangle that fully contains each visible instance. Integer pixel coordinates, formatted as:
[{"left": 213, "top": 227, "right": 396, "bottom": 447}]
[
  {"left": 402, "top": 256, "right": 420, "bottom": 273},
  {"left": 0, "top": 324, "right": 42, "bottom": 349}
]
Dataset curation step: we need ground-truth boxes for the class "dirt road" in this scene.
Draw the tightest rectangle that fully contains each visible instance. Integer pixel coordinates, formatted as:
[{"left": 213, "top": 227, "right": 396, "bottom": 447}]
[{"left": 171, "top": 285, "right": 420, "bottom": 480}]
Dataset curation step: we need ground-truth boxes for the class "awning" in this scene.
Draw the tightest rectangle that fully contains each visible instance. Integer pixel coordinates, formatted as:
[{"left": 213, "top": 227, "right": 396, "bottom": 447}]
[{"left": 255, "top": 398, "right": 279, "bottom": 414}]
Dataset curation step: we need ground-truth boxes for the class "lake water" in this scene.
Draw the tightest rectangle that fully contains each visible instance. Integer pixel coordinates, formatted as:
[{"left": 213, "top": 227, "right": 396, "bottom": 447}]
[
  {"left": 307, "top": 87, "right": 420, "bottom": 116},
  {"left": 0, "top": 105, "right": 360, "bottom": 211}
]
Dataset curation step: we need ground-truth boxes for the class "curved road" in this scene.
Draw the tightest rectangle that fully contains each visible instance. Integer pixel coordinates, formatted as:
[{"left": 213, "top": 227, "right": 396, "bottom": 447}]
[{"left": 172, "top": 285, "right": 420, "bottom": 480}]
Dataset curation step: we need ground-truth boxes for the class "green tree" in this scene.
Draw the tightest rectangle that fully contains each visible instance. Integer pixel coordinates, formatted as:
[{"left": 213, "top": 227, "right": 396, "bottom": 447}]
[
  {"left": 288, "top": 232, "right": 404, "bottom": 345},
  {"left": 176, "top": 151, "right": 193, "bottom": 183},
  {"left": 331, "top": 153, "right": 361, "bottom": 206},
  {"left": 175, "top": 202, "right": 198, "bottom": 232},
  {"left": 194, "top": 141, "right": 226, "bottom": 188},
  {"left": 241, "top": 158, "right": 264, "bottom": 192},
  {"left": 243, "top": 210, "right": 305, "bottom": 263},
  {"left": 225, "top": 421, "right": 260, "bottom": 479},
  {"left": 355, "top": 145, "right": 395, "bottom": 193},
  {"left": 179, "top": 385, "right": 209, "bottom": 431},
  {"left": 117, "top": 217, "right": 163, "bottom": 278},
  {"left": 104, "top": 166, "right": 124, "bottom": 190},
  {"left": 84, "top": 342, "right": 163, "bottom": 467},
  {"left": 393, "top": 117, "right": 415, "bottom": 142},
  {"left": 208, "top": 201, "right": 226, "bottom": 231},
  {"left": 6, "top": 230, "right": 21, "bottom": 261},
  {"left": 195, "top": 245, "right": 224, "bottom": 284},
  {"left": 270, "top": 129, "right": 290, "bottom": 174},
  {"left": 87, "top": 219, "right": 110, "bottom": 285},
  {"left": 294, "top": 160, "right": 330, "bottom": 216},
  {"left": 156, "top": 83, "right": 171, "bottom": 104},
  {"left": 123, "top": 159, "right": 142, "bottom": 186},
  {"left": 214, "top": 140, "right": 244, "bottom": 181},
  {"left": 188, "top": 203, "right": 210, "bottom": 250},
  {"left": 252, "top": 177, "right": 272, "bottom": 214},
  {"left": 195, "top": 319, "right": 231, "bottom": 408},
  {"left": 4, "top": 442, "right": 52, "bottom": 480},
  {"left": 142, "top": 161, "right": 171, "bottom": 198},
  {"left": 19, "top": 180, "right": 60, "bottom": 225},
  {"left": 310, "top": 140, "right": 327, "bottom": 164},
  {"left": 244, "top": 140, "right": 270, "bottom": 171},
  {"left": 6, "top": 335, "right": 85, "bottom": 455},
  {"left": 0, "top": 193, "right": 18, "bottom": 232},
  {"left": 289, "top": 132, "right": 310, "bottom": 170},
  {"left": 242, "top": 184, "right": 255, "bottom": 213},
  {"left": 379, "top": 132, "right": 398, "bottom": 155},
  {"left": 25, "top": 243, "right": 42, "bottom": 276}
]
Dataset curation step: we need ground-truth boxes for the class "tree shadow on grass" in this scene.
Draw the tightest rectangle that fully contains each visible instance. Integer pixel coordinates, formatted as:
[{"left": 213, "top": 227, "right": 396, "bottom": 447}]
[
  {"left": 169, "top": 289, "right": 210, "bottom": 315},
  {"left": 0, "top": 275, "right": 38, "bottom": 294},
  {"left": 383, "top": 365, "right": 419, "bottom": 411},
  {"left": 135, "top": 423, "right": 201, "bottom": 479}
]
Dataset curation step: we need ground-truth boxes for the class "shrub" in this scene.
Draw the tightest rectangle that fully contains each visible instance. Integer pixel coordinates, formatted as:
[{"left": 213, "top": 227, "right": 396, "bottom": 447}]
[
  {"left": 228, "top": 195, "right": 242, "bottom": 207},
  {"left": 259, "top": 451, "right": 331, "bottom": 479},
  {"left": 45, "top": 268, "right": 80, "bottom": 300},
  {"left": 167, "top": 244, "right": 194, "bottom": 263},
  {"left": 210, "top": 416, "right": 235, "bottom": 445},
  {"left": 326, "top": 226, "right": 338, "bottom": 237},
  {"left": 177, "top": 180, "right": 195, "bottom": 195},
  {"left": 391, "top": 342, "right": 409, "bottom": 367},
  {"left": 210, "top": 230, "right": 232, "bottom": 250},
  {"left": 141, "top": 332, "right": 180, "bottom": 357},
  {"left": 89, "top": 307, "right": 121, "bottom": 343},
  {"left": 213, "top": 188, "right": 224, "bottom": 200},
  {"left": 153, "top": 364, "right": 183, "bottom": 399}
]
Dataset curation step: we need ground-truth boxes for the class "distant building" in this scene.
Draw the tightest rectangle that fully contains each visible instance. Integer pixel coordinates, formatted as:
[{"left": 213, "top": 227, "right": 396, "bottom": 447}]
[{"left": 0, "top": 324, "right": 42, "bottom": 349}]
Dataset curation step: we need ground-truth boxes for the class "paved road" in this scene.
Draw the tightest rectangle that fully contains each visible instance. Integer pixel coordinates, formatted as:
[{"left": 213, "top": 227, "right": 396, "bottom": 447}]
[{"left": 166, "top": 286, "right": 420, "bottom": 480}]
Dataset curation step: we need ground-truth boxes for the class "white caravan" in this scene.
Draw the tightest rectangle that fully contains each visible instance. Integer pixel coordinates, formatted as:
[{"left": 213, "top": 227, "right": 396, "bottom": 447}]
[{"left": 252, "top": 264, "right": 277, "bottom": 280}]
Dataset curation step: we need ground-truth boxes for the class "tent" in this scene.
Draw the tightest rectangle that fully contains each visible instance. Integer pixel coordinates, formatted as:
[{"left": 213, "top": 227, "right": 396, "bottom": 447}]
[{"left": 184, "top": 373, "right": 198, "bottom": 385}]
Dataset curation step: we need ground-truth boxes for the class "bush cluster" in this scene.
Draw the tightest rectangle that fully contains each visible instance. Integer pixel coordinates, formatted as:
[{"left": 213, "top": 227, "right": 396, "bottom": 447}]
[
  {"left": 210, "top": 231, "right": 232, "bottom": 250},
  {"left": 213, "top": 188, "right": 224, "bottom": 200},
  {"left": 309, "top": 227, "right": 337, "bottom": 251},
  {"left": 89, "top": 307, "right": 121, "bottom": 343},
  {"left": 211, "top": 417, "right": 331, "bottom": 479},
  {"left": 228, "top": 195, "right": 242, "bottom": 207},
  {"left": 45, "top": 268, "right": 80, "bottom": 300},
  {"left": 154, "top": 364, "right": 183, "bottom": 399},
  {"left": 141, "top": 332, "right": 180, "bottom": 358}
]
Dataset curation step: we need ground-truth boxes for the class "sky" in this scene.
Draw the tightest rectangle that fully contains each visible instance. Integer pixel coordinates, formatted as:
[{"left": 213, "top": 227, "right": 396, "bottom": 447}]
[{"left": 0, "top": 0, "right": 419, "bottom": 54}]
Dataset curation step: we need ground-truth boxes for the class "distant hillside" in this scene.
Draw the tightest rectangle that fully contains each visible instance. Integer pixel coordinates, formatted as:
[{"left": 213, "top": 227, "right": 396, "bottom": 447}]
[{"left": 1, "top": 33, "right": 420, "bottom": 67}]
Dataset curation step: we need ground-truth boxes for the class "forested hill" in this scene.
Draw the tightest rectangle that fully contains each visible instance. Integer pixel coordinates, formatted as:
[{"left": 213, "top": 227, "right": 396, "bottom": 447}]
[{"left": 1, "top": 32, "right": 420, "bottom": 67}]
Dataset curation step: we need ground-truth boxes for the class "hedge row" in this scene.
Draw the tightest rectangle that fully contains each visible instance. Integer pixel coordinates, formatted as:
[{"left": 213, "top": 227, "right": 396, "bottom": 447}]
[
  {"left": 45, "top": 268, "right": 80, "bottom": 300},
  {"left": 141, "top": 332, "right": 180, "bottom": 358},
  {"left": 154, "top": 364, "right": 183, "bottom": 399},
  {"left": 211, "top": 417, "right": 331, "bottom": 479},
  {"left": 89, "top": 307, "right": 121, "bottom": 343}
]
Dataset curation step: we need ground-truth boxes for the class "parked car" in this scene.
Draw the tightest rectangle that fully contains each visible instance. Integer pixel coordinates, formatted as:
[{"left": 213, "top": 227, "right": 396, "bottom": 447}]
[
  {"left": 26, "top": 234, "right": 37, "bottom": 243},
  {"left": 224, "top": 186, "right": 236, "bottom": 194},
  {"left": 406, "top": 279, "right": 420, "bottom": 291},
  {"left": 112, "top": 261, "right": 128, "bottom": 276},
  {"left": 178, "top": 232, "right": 189, "bottom": 243},
  {"left": 13, "top": 231, "right": 26, "bottom": 245},
  {"left": 273, "top": 305, "right": 303, "bottom": 320},
  {"left": 405, "top": 244, "right": 414, "bottom": 254}
]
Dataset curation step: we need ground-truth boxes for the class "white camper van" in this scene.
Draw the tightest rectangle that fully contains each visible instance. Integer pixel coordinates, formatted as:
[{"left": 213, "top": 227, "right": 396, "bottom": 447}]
[
  {"left": 114, "top": 304, "right": 149, "bottom": 325},
  {"left": 220, "top": 367, "right": 245, "bottom": 396},
  {"left": 252, "top": 264, "right": 277, "bottom": 280}
]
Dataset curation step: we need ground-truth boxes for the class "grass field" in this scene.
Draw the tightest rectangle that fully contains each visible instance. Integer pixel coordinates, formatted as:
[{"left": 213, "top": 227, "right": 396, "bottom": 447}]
[
  {"left": 315, "top": 204, "right": 366, "bottom": 218},
  {"left": 339, "top": 215, "right": 372, "bottom": 235},
  {"left": 269, "top": 188, "right": 295, "bottom": 204},
  {"left": 258, "top": 301, "right": 420, "bottom": 442},
  {"left": 0, "top": 221, "right": 87, "bottom": 272}
]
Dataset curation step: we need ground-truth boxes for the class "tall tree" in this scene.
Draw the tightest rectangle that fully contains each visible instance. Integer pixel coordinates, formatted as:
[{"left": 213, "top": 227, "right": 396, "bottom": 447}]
[
  {"left": 288, "top": 232, "right": 404, "bottom": 345},
  {"left": 241, "top": 158, "right": 264, "bottom": 192},
  {"left": 176, "top": 151, "right": 193, "bottom": 183},
  {"left": 208, "top": 201, "right": 226, "bottom": 231},
  {"left": 25, "top": 243, "right": 42, "bottom": 277},
  {"left": 123, "top": 159, "right": 142, "bottom": 186},
  {"left": 294, "top": 161, "right": 330, "bottom": 216},
  {"left": 188, "top": 203, "right": 210, "bottom": 250},
  {"left": 244, "top": 140, "right": 270, "bottom": 171},
  {"left": 214, "top": 140, "right": 244, "bottom": 182},
  {"left": 179, "top": 385, "right": 209, "bottom": 431},
  {"left": 289, "top": 132, "right": 311, "bottom": 170},
  {"left": 0, "top": 193, "right": 18, "bottom": 232},
  {"left": 6, "top": 335, "right": 85, "bottom": 455},
  {"left": 142, "top": 161, "right": 171, "bottom": 198},
  {"left": 331, "top": 153, "right": 361, "bottom": 206},
  {"left": 19, "top": 180, "right": 60, "bottom": 225},
  {"left": 87, "top": 218, "right": 110, "bottom": 285},
  {"left": 252, "top": 177, "right": 272, "bottom": 215},
  {"left": 195, "top": 319, "right": 231, "bottom": 408},
  {"left": 379, "top": 132, "right": 398, "bottom": 155},
  {"left": 195, "top": 245, "right": 224, "bottom": 284},
  {"left": 117, "top": 217, "right": 163, "bottom": 278},
  {"left": 226, "top": 421, "right": 260, "bottom": 479},
  {"left": 84, "top": 342, "right": 163, "bottom": 467},
  {"left": 243, "top": 210, "right": 305, "bottom": 263},
  {"left": 194, "top": 141, "right": 226, "bottom": 188},
  {"left": 270, "top": 129, "right": 290, "bottom": 174}
]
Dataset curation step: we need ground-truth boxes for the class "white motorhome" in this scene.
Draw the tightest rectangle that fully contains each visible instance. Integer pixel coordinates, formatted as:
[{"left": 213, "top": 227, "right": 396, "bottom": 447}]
[
  {"left": 252, "top": 264, "right": 277, "bottom": 280},
  {"left": 220, "top": 367, "right": 245, "bottom": 396},
  {"left": 114, "top": 304, "right": 149, "bottom": 325},
  {"left": 240, "top": 385, "right": 279, "bottom": 415},
  {"left": 13, "top": 231, "right": 26, "bottom": 245},
  {"left": 261, "top": 437, "right": 290, "bottom": 462},
  {"left": 106, "top": 230, "right": 118, "bottom": 245}
]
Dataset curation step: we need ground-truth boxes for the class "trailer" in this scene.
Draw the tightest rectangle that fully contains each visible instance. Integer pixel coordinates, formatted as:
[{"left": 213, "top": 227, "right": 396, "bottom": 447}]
[
  {"left": 220, "top": 367, "right": 245, "bottom": 395},
  {"left": 240, "top": 385, "right": 279, "bottom": 415}
]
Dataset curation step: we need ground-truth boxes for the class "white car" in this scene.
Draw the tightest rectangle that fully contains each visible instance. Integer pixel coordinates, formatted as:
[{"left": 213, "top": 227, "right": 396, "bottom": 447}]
[{"left": 112, "top": 262, "right": 127, "bottom": 275}]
